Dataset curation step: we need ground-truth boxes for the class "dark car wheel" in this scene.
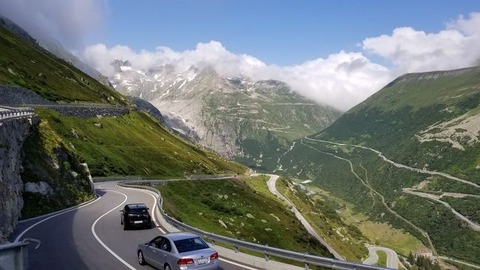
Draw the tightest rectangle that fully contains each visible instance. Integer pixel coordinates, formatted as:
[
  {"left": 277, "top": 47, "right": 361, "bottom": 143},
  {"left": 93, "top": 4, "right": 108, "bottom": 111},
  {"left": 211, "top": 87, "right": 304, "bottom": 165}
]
[
  {"left": 123, "top": 223, "right": 129, "bottom": 230},
  {"left": 164, "top": 264, "right": 171, "bottom": 270},
  {"left": 138, "top": 251, "right": 146, "bottom": 265}
]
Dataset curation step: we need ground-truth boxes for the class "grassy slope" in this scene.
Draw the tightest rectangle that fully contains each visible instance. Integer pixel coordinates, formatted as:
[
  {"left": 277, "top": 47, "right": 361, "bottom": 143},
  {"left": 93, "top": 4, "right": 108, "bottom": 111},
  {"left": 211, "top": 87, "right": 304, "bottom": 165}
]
[
  {"left": 286, "top": 138, "right": 480, "bottom": 263},
  {"left": 157, "top": 176, "right": 332, "bottom": 258},
  {"left": 21, "top": 117, "right": 95, "bottom": 218},
  {"left": 275, "top": 177, "right": 369, "bottom": 262},
  {"left": 36, "top": 108, "right": 245, "bottom": 177},
  {"left": 0, "top": 25, "right": 127, "bottom": 104}
]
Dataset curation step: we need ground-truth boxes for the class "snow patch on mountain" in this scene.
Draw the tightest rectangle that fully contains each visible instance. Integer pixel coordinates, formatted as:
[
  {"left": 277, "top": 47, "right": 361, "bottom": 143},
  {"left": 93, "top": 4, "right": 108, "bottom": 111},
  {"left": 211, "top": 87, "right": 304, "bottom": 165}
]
[{"left": 109, "top": 62, "right": 341, "bottom": 158}]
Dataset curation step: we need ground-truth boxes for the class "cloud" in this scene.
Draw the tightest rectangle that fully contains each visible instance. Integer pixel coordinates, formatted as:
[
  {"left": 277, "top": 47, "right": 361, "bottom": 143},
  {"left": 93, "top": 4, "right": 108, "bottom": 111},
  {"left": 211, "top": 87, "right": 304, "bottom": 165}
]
[
  {"left": 80, "top": 13, "right": 480, "bottom": 112},
  {"left": 363, "top": 12, "right": 480, "bottom": 75},
  {"left": 0, "top": 0, "right": 106, "bottom": 49},
  {"left": 81, "top": 41, "right": 390, "bottom": 111},
  {"left": 279, "top": 52, "right": 390, "bottom": 110}
]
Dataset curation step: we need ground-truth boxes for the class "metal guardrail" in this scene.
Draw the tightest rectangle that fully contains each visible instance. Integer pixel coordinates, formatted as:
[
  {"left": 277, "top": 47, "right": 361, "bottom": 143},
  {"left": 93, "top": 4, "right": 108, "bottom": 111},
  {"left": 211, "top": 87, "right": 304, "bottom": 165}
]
[
  {"left": 0, "top": 239, "right": 39, "bottom": 270},
  {"left": 118, "top": 180, "right": 392, "bottom": 270},
  {"left": 0, "top": 106, "right": 35, "bottom": 121}
]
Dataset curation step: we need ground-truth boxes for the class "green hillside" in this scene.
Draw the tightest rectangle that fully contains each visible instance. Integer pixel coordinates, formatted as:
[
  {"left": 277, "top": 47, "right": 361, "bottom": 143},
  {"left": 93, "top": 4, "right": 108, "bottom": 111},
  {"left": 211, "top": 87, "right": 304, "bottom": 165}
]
[
  {"left": 0, "top": 22, "right": 126, "bottom": 105},
  {"left": 158, "top": 176, "right": 334, "bottom": 259},
  {"left": 275, "top": 67, "right": 480, "bottom": 265},
  {"left": 33, "top": 108, "right": 245, "bottom": 177}
]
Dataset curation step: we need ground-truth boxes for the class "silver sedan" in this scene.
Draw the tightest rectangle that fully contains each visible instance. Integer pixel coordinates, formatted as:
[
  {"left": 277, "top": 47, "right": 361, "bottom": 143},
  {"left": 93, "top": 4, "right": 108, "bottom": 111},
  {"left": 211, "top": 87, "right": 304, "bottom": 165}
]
[{"left": 137, "top": 232, "right": 221, "bottom": 270}]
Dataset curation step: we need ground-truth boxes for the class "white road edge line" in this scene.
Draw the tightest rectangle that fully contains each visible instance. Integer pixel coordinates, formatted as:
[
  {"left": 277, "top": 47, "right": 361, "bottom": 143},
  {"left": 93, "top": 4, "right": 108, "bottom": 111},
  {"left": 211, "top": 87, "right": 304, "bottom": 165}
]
[
  {"left": 15, "top": 196, "right": 101, "bottom": 242},
  {"left": 144, "top": 191, "right": 167, "bottom": 234},
  {"left": 219, "top": 258, "right": 259, "bottom": 270},
  {"left": 139, "top": 189, "right": 167, "bottom": 234},
  {"left": 90, "top": 189, "right": 137, "bottom": 270}
]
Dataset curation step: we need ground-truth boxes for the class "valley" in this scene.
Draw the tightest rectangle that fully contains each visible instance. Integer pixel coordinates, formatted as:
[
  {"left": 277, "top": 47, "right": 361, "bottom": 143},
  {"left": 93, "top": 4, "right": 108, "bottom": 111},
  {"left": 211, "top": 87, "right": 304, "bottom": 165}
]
[{"left": 273, "top": 135, "right": 480, "bottom": 267}]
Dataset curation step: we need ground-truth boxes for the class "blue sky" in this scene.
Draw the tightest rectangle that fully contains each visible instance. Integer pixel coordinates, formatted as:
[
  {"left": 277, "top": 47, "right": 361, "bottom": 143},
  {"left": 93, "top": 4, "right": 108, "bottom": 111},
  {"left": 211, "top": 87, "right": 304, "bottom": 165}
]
[
  {"left": 98, "top": 0, "right": 479, "bottom": 66},
  {"left": 1, "top": 0, "right": 480, "bottom": 110}
]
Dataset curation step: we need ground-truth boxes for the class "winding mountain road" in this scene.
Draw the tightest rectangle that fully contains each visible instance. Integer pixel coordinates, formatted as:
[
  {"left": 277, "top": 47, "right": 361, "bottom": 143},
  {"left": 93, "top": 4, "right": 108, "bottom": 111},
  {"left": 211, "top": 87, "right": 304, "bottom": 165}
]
[
  {"left": 363, "top": 246, "right": 399, "bottom": 269},
  {"left": 303, "top": 137, "right": 480, "bottom": 231},
  {"left": 403, "top": 188, "right": 480, "bottom": 231},
  {"left": 304, "top": 137, "right": 480, "bottom": 189},
  {"left": 298, "top": 136, "right": 480, "bottom": 268}
]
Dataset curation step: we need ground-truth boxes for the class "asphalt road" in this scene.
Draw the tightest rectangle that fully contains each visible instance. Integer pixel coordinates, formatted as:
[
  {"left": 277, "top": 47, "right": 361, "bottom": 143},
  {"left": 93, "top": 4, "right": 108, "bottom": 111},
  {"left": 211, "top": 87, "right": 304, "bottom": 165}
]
[
  {"left": 10, "top": 181, "right": 256, "bottom": 270},
  {"left": 363, "top": 246, "right": 399, "bottom": 269}
]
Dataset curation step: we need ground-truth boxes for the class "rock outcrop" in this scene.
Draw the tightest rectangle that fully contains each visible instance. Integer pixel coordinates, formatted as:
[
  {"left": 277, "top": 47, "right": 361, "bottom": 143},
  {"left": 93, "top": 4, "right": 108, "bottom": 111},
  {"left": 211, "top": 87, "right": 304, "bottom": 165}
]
[{"left": 0, "top": 116, "right": 37, "bottom": 242}]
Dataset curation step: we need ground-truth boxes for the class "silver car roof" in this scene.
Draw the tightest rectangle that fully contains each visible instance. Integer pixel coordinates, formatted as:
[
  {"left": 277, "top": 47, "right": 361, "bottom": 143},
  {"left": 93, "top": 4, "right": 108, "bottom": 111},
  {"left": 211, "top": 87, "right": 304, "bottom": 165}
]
[{"left": 163, "top": 232, "right": 201, "bottom": 241}]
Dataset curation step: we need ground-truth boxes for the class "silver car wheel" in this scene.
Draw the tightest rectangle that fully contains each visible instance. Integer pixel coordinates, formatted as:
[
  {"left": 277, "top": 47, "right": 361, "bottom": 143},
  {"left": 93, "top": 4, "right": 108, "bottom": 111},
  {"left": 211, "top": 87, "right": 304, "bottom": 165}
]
[{"left": 164, "top": 264, "right": 171, "bottom": 270}]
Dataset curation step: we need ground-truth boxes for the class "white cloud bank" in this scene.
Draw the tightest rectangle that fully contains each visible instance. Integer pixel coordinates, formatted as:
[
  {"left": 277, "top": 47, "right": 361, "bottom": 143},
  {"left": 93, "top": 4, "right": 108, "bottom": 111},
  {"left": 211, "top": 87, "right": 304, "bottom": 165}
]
[
  {"left": 362, "top": 13, "right": 480, "bottom": 75},
  {"left": 80, "top": 12, "right": 480, "bottom": 111},
  {"left": 1, "top": 0, "right": 479, "bottom": 111},
  {"left": 80, "top": 42, "right": 390, "bottom": 111}
]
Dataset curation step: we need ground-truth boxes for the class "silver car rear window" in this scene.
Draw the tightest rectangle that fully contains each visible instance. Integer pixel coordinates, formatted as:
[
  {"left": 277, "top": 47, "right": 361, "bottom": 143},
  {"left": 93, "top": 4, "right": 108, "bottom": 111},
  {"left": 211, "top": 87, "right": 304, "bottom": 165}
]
[{"left": 174, "top": 237, "right": 209, "bottom": 253}]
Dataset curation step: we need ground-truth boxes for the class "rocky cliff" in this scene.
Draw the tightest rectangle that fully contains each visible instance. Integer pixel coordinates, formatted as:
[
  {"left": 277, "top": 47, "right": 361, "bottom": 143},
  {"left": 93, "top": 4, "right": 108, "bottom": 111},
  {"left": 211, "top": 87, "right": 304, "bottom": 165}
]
[{"left": 0, "top": 115, "right": 37, "bottom": 242}]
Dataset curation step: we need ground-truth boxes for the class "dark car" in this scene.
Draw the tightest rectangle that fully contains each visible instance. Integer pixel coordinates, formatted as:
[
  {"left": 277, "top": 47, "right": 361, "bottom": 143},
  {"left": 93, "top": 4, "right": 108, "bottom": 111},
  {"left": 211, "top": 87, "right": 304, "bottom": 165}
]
[
  {"left": 137, "top": 232, "right": 220, "bottom": 270},
  {"left": 120, "top": 203, "right": 152, "bottom": 230}
]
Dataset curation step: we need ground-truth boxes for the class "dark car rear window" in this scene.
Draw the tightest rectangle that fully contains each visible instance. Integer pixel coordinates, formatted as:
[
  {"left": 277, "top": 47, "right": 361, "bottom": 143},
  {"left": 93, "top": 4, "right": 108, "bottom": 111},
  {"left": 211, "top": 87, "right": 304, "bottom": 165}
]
[
  {"left": 129, "top": 208, "right": 147, "bottom": 213},
  {"left": 174, "top": 237, "right": 209, "bottom": 253}
]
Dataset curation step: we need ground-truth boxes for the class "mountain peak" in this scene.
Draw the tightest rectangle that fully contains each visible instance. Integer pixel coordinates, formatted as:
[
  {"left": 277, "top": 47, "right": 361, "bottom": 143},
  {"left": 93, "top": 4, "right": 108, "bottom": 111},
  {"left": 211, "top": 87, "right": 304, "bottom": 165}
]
[
  {"left": 0, "top": 15, "right": 37, "bottom": 44},
  {"left": 111, "top": 59, "right": 132, "bottom": 72},
  {"left": 255, "top": 79, "right": 287, "bottom": 88},
  {"left": 198, "top": 65, "right": 218, "bottom": 77}
]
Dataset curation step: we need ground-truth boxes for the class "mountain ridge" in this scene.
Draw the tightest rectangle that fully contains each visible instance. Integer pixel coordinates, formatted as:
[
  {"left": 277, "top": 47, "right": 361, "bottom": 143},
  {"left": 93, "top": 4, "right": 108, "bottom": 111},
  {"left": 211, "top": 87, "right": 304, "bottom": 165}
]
[
  {"left": 0, "top": 14, "right": 111, "bottom": 88},
  {"left": 109, "top": 61, "right": 341, "bottom": 164},
  {"left": 352, "top": 66, "right": 480, "bottom": 112}
]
